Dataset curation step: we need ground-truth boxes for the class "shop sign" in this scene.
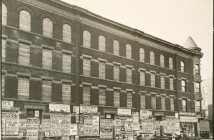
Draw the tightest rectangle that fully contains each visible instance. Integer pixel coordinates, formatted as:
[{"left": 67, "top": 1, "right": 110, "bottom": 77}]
[
  {"left": 70, "top": 124, "right": 77, "bottom": 135},
  {"left": 2, "top": 100, "right": 14, "bottom": 110},
  {"left": 117, "top": 108, "right": 131, "bottom": 116},
  {"left": 179, "top": 116, "right": 198, "bottom": 122},
  {"left": 179, "top": 112, "right": 195, "bottom": 116},
  {"left": 73, "top": 106, "right": 79, "bottom": 114},
  {"left": 26, "top": 118, "right": 39, "bottom": 140},
  {"left": 140, "top": 110, "right": 152, "bottom": 118},
  {"left": 42, "top": 119, "right": 50, "bottom": 136},
  {"left": 100, "top": 119, "right": 113, "bottom": 139},
  {"left": 49, "top": 103, "right": 70, "bottom": 113},
  {"left": 80, "top": 106, "right": 98, "bottom": 114}
]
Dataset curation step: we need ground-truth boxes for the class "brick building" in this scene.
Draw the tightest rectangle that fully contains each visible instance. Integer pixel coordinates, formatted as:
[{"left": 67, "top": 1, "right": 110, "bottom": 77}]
[{"left": 1, "top": 0, "right": 203, "bottom": 139}]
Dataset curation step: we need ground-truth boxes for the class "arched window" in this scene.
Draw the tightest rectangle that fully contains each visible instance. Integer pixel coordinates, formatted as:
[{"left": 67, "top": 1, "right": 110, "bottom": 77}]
[
  {"left": 2, "top": 3, "right": 7, "bottom": 25},
  {"left": 113, "top": 40, "right": 119, "bottom": 55},
  {"left": 62, "top": 24, "right": 72, "bottom": 43},
  {"left": 99, "top": 35, "right": 106, "bottom": 51},
  {"left": 169, "top": 57, "right": 173, "bottom": 69},
  {"left": 195, "top": 64, "right": 199, "bottom": 74},
  {"left": 126, "top": 44, "right": 132, "bottom": 59},
  {"left": 150, "top": 51, "right": 155, "bottom": 65},
  {"left": 19, "top": 10, "right": 31, "bottom": 31},
  {"left": 43, "top": 18, "right": 53, "bottom": 37},
  {"left": 181, "top": 61, "right": 185, "bottom": 72},
  {"left": 83, "top": 30, "right": 91, "bottom": 47},
  {"left": 139, "top": 48, "right": 145, "bottom": 62},
  {"left": 160, "top": 54, "right": 164, "bottom": 67}
]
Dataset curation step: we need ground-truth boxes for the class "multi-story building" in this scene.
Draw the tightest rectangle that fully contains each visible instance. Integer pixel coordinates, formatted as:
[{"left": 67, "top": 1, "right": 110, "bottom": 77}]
[{"left": 1, "top": 0, "right": 203, "bottom": 139}]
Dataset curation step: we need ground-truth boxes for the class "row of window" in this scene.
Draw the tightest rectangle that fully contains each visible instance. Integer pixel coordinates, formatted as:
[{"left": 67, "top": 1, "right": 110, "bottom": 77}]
[{"left": 181, "top": 99, "right": 201, "bottom": 112}]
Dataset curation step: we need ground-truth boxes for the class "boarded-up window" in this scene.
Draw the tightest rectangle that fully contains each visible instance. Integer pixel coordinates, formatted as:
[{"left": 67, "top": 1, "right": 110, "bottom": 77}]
[
  {"left": 126, "top": 67, "right": 132, "bottom": 83},
  {"left": 160, "top": 55, "right": 164, "bottom": 67},
  {"left": 127, "top": 92, "right": 132, "bottom": 108},
  {"left": 140, "top": 71, "right": 145, "bottom": 86},
  {"left": 99, "top": 61, "right": 106, "bottom": 79},
  {"left": 181, "top": 61, "right": 185, "bottom": 72},
  {"left": 83, "top": 30, "right": 91, "bottom": 47},
  {"left": 139, "top": 48, "right": 145, "bottom": 62},
  {"left": 99, "top": 35, "right": 106, "bottom": 52},
  {"left": 18, "top": 77, "right": 29, "bottom": 99},
  {"left": 113, "top": 40, "right": 119, "bottom": 55},
  {"left": 19, "top": 10, "right": 31, "bottom": 31},
  {"left": 2, "top": 3, "right": 7, "bottom": 25},
  {"left": 140, "top": 94, "right": 146, "bottom": 109},
  {"left": 169, "top": 77, "right": 174, "bottom": 90},
  {"left": 181, "top": 80, "right": 186, "bottom": 92},
  {"left": 19, "top": 43, "right": 30, "bottom": 66},
  {"left": 126, "top": 44, "right": 132, "bottom": 59},
  {"left": 196, "top": 82, "right": 200, "bottom": 93},
  {"left": 43, "top": 18, "right": 53, "bottom": 37},
  {"left": 169, "top": 57, "right": 173, "bottom": 69},
  {"left": 114, "top": 64, "right": 120, "bottom": 81},
  {"left": 83, "top": 85, "right": 90, "bottom": 105},
  {"left": 150, "top": 51, "right": 155, "bottom": 65},
  {"left": 62, "top": 53, "right": 71, "bottom": 73},
  {"left": 83, "top": 58, "right": 91, "bottom": 76},
  {"left": 151, "top": 73, "right": 155, "bottom": 87},
  {"left": 62, "top": 24, "right": 72, "bottom": 43},
  {"left": 2, "top": 74, "right": 5, "bottom": 97},
  {"left": 170, "top": 98, "right": 174, "bottom": 111},
  {"left": 151, "top": 96, "right": 156, "bottom": 109},
  {"left": 161, "top": 96, "right": 165, "bottom": 110},
  {"left": 182, "top": 99, "right": 187, "bottom": 112},
  {"left": 99, "top": 88, "right": 106, "bottom": 106},
  {"left": 42, "top": 48, "right": 52, "bottom": 69},
  {"left": 62, "top": 83, "right": 71, "bottom": 104},
  {"left": 2, "top": 39, "right": 6, "bottom": 62},
  {"left": 160, "top": 75, "right": 165, "bottom": 89},
  {"left": 42, "top": 80, "right": 52, "bottom": 102},
  {"left": 114, "top": 90, "right": 120, "bottom": 107}
]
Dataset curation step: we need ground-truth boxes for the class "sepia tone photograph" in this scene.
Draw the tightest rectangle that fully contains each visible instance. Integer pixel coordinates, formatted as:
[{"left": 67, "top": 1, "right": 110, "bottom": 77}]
[{"left": 1, "top": 0, "right": 213, "bottom": 140}]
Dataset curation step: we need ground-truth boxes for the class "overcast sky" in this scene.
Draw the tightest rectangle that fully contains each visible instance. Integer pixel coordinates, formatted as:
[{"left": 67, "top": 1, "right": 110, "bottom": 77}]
[{"left": 62, "top": 0, "right": 213, "bottom": 80}]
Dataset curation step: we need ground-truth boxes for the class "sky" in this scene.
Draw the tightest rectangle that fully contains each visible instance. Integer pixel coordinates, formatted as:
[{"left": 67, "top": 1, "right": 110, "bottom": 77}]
[{"left": 62, "top": 0, "right": 213, "bottom": 80}]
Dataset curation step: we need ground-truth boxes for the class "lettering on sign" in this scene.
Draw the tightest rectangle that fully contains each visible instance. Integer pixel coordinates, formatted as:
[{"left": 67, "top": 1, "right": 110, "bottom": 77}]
[
  {"left": 2, "top": 100, "right": 14, "bottom": 110},
  {"left": 80, "top": 106, "right": 98, "bottom": 114},
  {"left": 117, "top": 108, "right": 131, "bottom": 115},
  {"left": 49, "top": 103, "right": 70, "bottom": 113}
]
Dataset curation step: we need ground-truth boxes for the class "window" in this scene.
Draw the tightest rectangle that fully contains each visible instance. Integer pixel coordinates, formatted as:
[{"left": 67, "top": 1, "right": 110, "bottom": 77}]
[
  {"left": 126, "top": 44, "right": 132, "bottom": 59},
  {"left": 62, "top": 83, "right": 71, "bottom": 104},
  {"left": 140, "top": 71, "right": 145, "bottom": 86},
  {"left": 62, "top": 53, "right": 71, "bottom": 73},
  {"left": 114, "top": 64, "right": 120, "bottom": 81},
  {"left": 139, "top": 48, "right": 145, "bottom": 62},
  {"left": 196, "top": 101, "right": 201, "bottom": 112},
  {"left": 181, "top": 80, "right": 186, "bottom": 92},
  {"left": 196, "top": 82, "right": 200, "bottom": 93},
  {"left": 62, "top": 24, "right": 72, "bottom": 43},
  {"left": 2, "top": 74, "right": 5, "bottom": 97},
  {"left": 114, "top": 90, "right": 120, "bottom": 107},
  {"left": 43, "top": 18, "right": 53, "bottom": 37},
  {"left": 169, "top": 77, "right": 174, "bottom": 90},
  {"left": 19, "top": 10, "right": 31, "bottom": 31},
  {"left": 99, "top": 88, "right": 106, "bottom": 106},
  {"left": 160, "top": 55, "right": 164, "bottom": 67},
  {"left": 150, "top": 51, "right": 155, "bottom": 65},
  {"left": 160, "top": 75, "right": 165, "bottom": 89},
  {"left": 2, "top": 3, "right": 7, "bottom": 25},
  {"left": 99, "top": 35, "right": 106, "bottom": 52},
  {"left": 99, "top": 61, "right": 106, "bottom": 79},
  {"left": 113, "top": 40, "right": 119, "bottom": 55},
  {"left": 126, "top": 67, "right": 132, "bottom": 83},
  {"left": 42, "top": 80, "right": 52, "bottom": 102},
  {"left": 182, "top": 99, "right": 187, "bottom": 112},
  {"left": 18, "top": 77, "right": 29, "bottom": 99},
  {"left": 19, "top": 43, "right": 30, "bottom": 66},
  {"left": 161, "top": 96, "right": 165, "bottom": 110},
  {"left": 83, "top": 85, "right": 90, "bottom": 105},
  {"left": 42, "top": 48, "right": 52, "bottom": 69},
  {"left": 181, "top": 61, "right": 185, "bottom": 72},
  {"left": 204, "top": 98, "right": 208, "bottom": 107},
  {"left": 83, "top": 30, "right": 91, "bottom": 48},
  {"left": 195, "top": 64, "right": 199, "bottom": 74},
  {"left": 151, "top": 73, "right": 155, "bottom": 87},
  {"left": 170, "top": 98, "right": 174, "bottom": 111},
  {"left": 83, "top": 58, "right": 91, "bottom": 76},
  {"left": 2, "top": 39, "right": 6, "bottom": 62},
  {"left": 151, "top": 96, "right": 156, "bottom": 109},
  {"left": 127, "top": 92, "right": 132, "bottom": 108},
  {"left": 169, "top": 57, "right": 173, "bottom": 69},
  {"left": 140, "top": 94, "right": 146, "bottom": 109},
  {"left": 203, "top": 87, "right": 208, "bottom": 94}
]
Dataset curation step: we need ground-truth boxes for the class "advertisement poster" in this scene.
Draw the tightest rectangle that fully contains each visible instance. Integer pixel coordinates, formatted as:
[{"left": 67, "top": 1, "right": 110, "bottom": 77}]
[
  {"left": 114, "top": 119, "right": 121, "bottom": 135},
  {"left": 50, "top": 113, "right": 62, "bottom": 136},
  {"left": 126, "top": 117, "right": 133, "bottom": 134},
  {"left": 92, "top": 115, "right": 99, "bottom": 136},
  {"left": 70, "top": 124, "right": 78, "bottom": 135},
  {"left": 49, "top": 103, "right": 70, "bottom": 113},
  {"left": 100, "top": 119, "right": 113, "bottom": 139},
  {"left": 80, "top": 106, "right": 98, "bottom": 114},
  {"left": 26, "top": 118, "right": 39, "bottom": 140},
  {"left": 140, "top": 110, "right": 152, "bottom": 120},
  {"left": 19, "top": 119, "right": 27, "bottom": 137},
  {"left": 120, "top": 119, "right": 126, "bottom": 134},
  {"left": 42, "top": 119, "right": 50, "bottom": 137},
  {"left": 2, "top": 100, "right": 14, "bottom": 110},
  {"left": 132, "top": 112, "right": 139, "bottom": 131},
  {"left": 2, "top": 113, "right": 6, "bottom": 135},
  {"left": 3, "top": 111, "right": 19, "bottom": 136},
  {"left": 61, "top": 114, "right": 71, "bottom": 136}
]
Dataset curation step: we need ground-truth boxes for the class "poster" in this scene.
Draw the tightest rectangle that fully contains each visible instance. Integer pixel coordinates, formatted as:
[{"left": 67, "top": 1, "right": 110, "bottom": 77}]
[
  {"left": 92, "top": 115, "right": 99, "bottom": 135},
  {"left": 49, "top": 103, "right": 70, "bottom": 113},
  {"left": 126, "top": 117, "right": 133, "bottom": 134},
  {"left": 132, "top": 112, "right": 139, "bottom": 131},
  {"left": 114, "top": 119, "right": 121, "bottom": 135},
  {"left": 100, "top": 119, "right": 113, "bottom": 139},
  {"left": 80, "top": 106, "right": 98, "bottom": 114},
  {"left": 26, "top": 118, "right": 39, "bottom": 140},
  {"left": 61, "top": 114, "right": 71, "bottom": 136},
  {"left": 140, "top": 110, "right": 152, "bottom": 120},
  {"left": 2, "top": 100, "right": 14, "bottom": 110},
  {"left": 42, "top": 119, "right": 50, "bottom": 136},
  {"left": 70, "top": 124, "right": 78, "bottom": 135},
  {"left": 50, "top": 113, "right": 62, "bottom": 136},
  {"left": 19, "top": 119, "right": 27, "bottom": 137}
]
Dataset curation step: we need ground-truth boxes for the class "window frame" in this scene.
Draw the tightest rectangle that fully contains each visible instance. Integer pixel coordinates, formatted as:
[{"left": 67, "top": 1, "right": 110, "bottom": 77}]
[
  {"left": 83, "top": 30, "right": 91, "bottom": 48},
  {"left": 150, "top": 51, "right": 155, "bottom": 65},
  {"left": 126, "top": 44, "right": 132, "bottom": 59},
  {"left": 43, "top": 18, "right": 53, "bottom": 38},
  {"left": 62, "top": 24, "right": 72, "bottom": 43},
  {"left": 83, "top": 58, "right": 91, "bottom": 76},
  {"left": 19, "top": 10, "right": 31, "bottom": 31},
  {"left": 42, "top": 48, "right": 52, "bottom": 70},
  {"left": 139, "top": 48, "right": 145, "bottom": 62},
  {"left": 181, "top": 61, "right": 185, "bottom": 72},
  {"left": 182, "top": 99, "right": 187, "bottom": 112},
  {"left": 181, "top": 79, "right": 186, "bottom": 92},
  {"left": 160, "top": 54, "right": 164, "bottom": 67},
  {"left": 18, "top": 42, "right": 30, "bottom": 66},
  {"left": 18, "top": 76, "right": 30, "bottom": 99},
  {"left": 113, "top": 40, "right": 119, "bottom": 55},
  {"left": 62, "top": 82, "right": 71, "bottom": 104},
  {"left": 2, "top": 3, "right": 7, "bottom": 25},
  {"left": 99, "top": 35, "right": 106, "bottom": 52}
]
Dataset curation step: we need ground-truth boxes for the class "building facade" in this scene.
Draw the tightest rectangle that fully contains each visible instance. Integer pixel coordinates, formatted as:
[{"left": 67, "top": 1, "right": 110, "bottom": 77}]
[{"left": 1, "top": 0, "right": 203, "bottom": 139}]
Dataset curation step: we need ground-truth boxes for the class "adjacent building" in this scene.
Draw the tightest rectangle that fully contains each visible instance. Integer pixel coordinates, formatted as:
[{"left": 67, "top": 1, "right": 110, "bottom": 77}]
[{"left": 1, "top": 0, "right": 203, "bottom": 139}]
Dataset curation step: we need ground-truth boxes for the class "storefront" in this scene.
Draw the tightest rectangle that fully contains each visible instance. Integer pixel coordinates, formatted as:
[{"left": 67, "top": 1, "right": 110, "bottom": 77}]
[{"left": 179, "top": 115, "right": 198, "bottom": 137}]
